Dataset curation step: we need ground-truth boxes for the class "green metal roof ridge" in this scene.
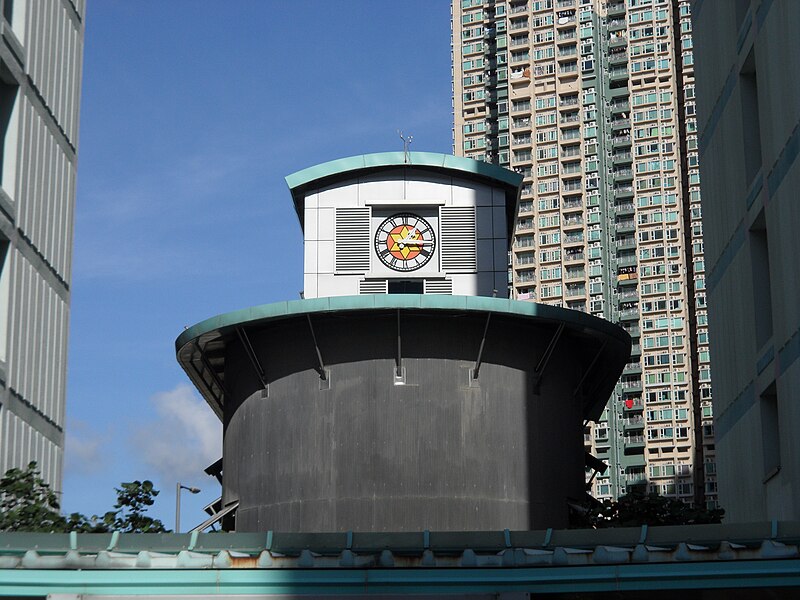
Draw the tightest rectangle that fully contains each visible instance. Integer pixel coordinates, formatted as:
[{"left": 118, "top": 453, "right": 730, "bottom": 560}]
[
  {"left": 175, "top": 295, "right": 628, "bottom": 353},
  {"left": 284, "top": 151, "right": 523, "bottom": 191}
]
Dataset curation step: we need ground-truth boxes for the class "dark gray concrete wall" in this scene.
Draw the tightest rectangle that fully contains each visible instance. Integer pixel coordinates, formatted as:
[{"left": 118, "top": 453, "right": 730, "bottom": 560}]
[{"left": 222, "top": 311, "right": 597, "bottom": 532}]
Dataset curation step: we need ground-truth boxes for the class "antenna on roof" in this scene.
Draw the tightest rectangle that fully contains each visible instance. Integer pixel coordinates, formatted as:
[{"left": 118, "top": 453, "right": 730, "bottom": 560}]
[{"left": 398, "top": 130, "right": 413, "bottom": 164}]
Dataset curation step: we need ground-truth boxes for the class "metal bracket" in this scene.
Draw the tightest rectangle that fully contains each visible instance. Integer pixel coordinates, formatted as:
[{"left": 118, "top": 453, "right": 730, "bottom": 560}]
[
  {"left": 472, "top": 313, "right": 492, "bottom": 380},
  {"left": 573, "top": 341, "right": 607, "bottom": 399},
  {"left": 532, "top": 323, "right": 565, "bottom": 394},
  {"left": 236, "top": 327, "right": 268, "bottom": 396},
  {"left": 306, "top": 315, "right": 327, "bottom": 381},
  {"left": 396, "top": 310, "right": 403, "bottom": 378}
]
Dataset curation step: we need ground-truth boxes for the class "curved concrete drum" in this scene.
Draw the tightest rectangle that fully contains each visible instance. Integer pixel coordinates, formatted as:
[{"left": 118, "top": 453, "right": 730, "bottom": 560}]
[{"left": 177, "top": 296, "right": 630, "bottom": 532}]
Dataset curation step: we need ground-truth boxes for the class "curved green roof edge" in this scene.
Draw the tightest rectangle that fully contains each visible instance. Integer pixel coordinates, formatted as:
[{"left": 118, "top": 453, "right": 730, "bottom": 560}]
[
  {"left": 175, "top": 295, "right": 629, "bottom": 353},
  {"left": 284, "top": 151, "right": 523, "bottom": 192}
]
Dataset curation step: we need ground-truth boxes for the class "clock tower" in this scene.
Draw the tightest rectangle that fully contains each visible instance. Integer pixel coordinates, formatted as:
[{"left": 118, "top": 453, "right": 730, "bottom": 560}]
[{"left": 286, "top": 152, "right": 522, "bottom": 298}]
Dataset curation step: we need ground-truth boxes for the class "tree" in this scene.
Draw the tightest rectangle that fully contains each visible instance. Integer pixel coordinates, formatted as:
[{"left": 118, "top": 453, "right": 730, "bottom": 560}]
[
  {"left": 0, "top": 463, "right": 169, "bottom": 533},
  {"left": 570, "top": 490, "right": 724, "bottom": 529},
  {"left": 102, "top": 480, "right": 168, "bottom": 533},
  {"left": 0, "top": 462, "right": 67, "bottom": 532}
]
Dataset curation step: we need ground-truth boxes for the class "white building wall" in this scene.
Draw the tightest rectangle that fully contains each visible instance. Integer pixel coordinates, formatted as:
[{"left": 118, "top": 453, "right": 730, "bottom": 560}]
[
  {"left": 0, "top": 0, "right": 83, "bottom": 491},
  {"left": 302, "top": 170, "right": 510, "bottom": 299}
]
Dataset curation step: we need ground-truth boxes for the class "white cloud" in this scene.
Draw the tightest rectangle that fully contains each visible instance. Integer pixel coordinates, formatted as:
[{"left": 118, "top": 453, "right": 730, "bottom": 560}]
[
  {"left": 133, "top": 384, "right": 222, "bottom": 483},
  {"left": 64, "top": 419, "right": 109, "bottom": 475}
]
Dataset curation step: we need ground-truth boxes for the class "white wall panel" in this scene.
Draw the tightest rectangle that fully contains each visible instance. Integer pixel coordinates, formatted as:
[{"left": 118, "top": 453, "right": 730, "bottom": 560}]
[
  {"left": 15, "top": 97, "right": 76, "bottom": 281},
  {"left": 25, "top": 0, "right": 84, "bottom": 146},
  {"left": 6, "top": 250, "right": 68, "bottom": 428}
]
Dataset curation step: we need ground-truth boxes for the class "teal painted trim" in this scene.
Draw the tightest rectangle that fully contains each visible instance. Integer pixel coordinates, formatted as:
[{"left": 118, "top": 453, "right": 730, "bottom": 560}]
[
  {"left": 176, "top": 295, "right": 628, "bottom": 352},
  {"left": 778, "top": 327, "right": 800, "bottom": 378},
  {"left": 767, "top": 122, "right": 800, "bottom": 199},
  {"left": 2, "top": 560, "right": 800, "bottom": 596},
  {"left": 735, "top": 7, "right": 753, "bottom": 54},
  {"left": 699, "top": 66, "right": 737, "bottom": 158},
  {"left": 706, "top": 218, "right": 746, "bottom": 294},
  {"left": 745, "top": 173, "right": 763, "bottom": 210},
  {"left": 285, "top": 151, "right": 523, "bottom": 191},
  {"left": 756, "top": 0, "right": 774, "bottom": 27},
  {"left": 757, "top": 346, "right": 774, "bottom": 376},
  {"left": 715, "top": 382, "right": 755, "bottom": 442}
]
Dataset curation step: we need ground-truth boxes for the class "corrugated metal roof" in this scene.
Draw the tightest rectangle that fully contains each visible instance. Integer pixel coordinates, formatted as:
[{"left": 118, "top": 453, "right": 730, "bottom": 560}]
[
  {"left": 0, "top": 521, "right": 798, "bottom": 570},
  {"left": 2, "top": 524, "right": 800, "bottom": 597}
]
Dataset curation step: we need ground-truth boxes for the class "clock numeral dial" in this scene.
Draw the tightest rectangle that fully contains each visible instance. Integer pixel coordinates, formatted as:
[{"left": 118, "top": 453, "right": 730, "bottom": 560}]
[{"left": 374, "top": 213, "right": 436, "bottom": 272}]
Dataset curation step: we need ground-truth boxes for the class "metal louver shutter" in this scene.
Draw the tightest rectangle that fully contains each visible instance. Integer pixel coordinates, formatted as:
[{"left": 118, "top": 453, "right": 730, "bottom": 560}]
[
  {"left": 439, "top": 207, "right": 477, "bottom": 272},
  {"left": 335, "top": 207, "right": 371, "bottom": 273},
  {"left": 424, "top": 279, "right": 453, "bottom": 295},
  {"left": 359, "top": 279, "right": 388, "bottom": 294}
]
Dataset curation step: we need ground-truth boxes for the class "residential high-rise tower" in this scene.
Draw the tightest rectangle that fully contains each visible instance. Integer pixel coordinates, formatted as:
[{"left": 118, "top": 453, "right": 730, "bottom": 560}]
[
  {"left": 452, "top": 0, "right": 716, "bottom": 507},
  {"left": 0, "top": 0, "right": 85, "bottom": 489}
]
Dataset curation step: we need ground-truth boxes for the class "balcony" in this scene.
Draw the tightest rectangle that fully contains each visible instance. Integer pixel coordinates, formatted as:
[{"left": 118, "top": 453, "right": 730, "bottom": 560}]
[
  {"left": 615, "top": 219, "right": 635, "bottom": 233},
  {"left": 623, "top": 435, "right": 645, "bottom": 449},
  {"left": 556, "top": 0, "right": 576, "bottom": 7},
  {"left": 618, "top": 307, "right": 640, "bottom": 320},
  {"left": 623, "top": 361, "right": 642, "bottom": 376},
  {"left": 614, "top": 184, "right": 634, "bottom": 199},
  {"left": 617, "top": 253, "right": 637, "bottom": 267},
  {"left": 510, "top": 4, "right": 527, "bottom": 14},
  {"left": 611, "top": 117, "right": 630, "bottom": 130},
  {"left": 564, "top": 233, "right": 584, "bottom": 245},
  {"left": 623, "top": 415, "right": 644, "bottom": 430},
  {"left": 613, "top": 168, "right": 633, "bottom": 180},
  {"left": 562, "top": 197, "right": 582, "bottom": 210},
  {"left": 611, "top": 134, "right": 631, "bottom": 147},
  {"left": 607, "top": 2, "right": 625, "bottom": 17},
  {"left": 615, "top": 237, "right": 636, "bottom": 250},
  {"left": 610, "top": 99, "right": 630, "bottom": 113},
  {"left": 609, "top": 33, "right": 627, "bottom": 48},
  {"left": 561, "top": 128, "right": 581, "bottom": 141},
  {"left": 615, "top": 202, "right": 635, "bottom": 215},
  {"left": 621, "top": 327, "right": 640, "bottom": 340},
  {"left": 561, "top": 148, "right": 581, "bottom": 158},
  {"left": 630, "top": 343, "right": 641, "bottom": 355},
  {"left": 612, "top": 151, "right": 632, "bottom": 164},
  {"left": 565, "top": 268, "right": 585, "bottom": 280},
  {"left": 609, "top": 51, "right": 628, "bottom": 65},
  {"left": 558, "top": 62, "right": 579, "bottom": 76},
  {"left": 609, "top": 66, "right": 628, "bottom": 82},
  {"left": 564, "top": 251, "right": 585, "bottom": 262},
  {"left": 618, "top": 289, "right": 638, "bottom": 301},
  {"left": 557, "top": 30, "right": 577, "bottom": 41},
  {"left": 560, "top": 112, "right": 580, "bottom": 124},
  {"left": 622, "top": 398, "right": 643, "bottom": 412},
  {"left": 566, "top": 285, "right": 586, "bottom": 297},
  {"left": 608, "top": 18, "right": 626, "bottom": 31},
  {"left": 563, "top": 215, "right": 584, "bottom": 228}
]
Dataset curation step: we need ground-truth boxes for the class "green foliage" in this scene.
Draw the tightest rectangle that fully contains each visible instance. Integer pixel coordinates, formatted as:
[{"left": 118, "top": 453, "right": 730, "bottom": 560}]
[
  {"left": 0, "top": 462, "right": 169, "bottom": 533},
  {"left": 571, "top": 491, "right": 725, "bottom": 529},
  {"left": 0, "top": 462, "right": 67, "bottom": 532}
]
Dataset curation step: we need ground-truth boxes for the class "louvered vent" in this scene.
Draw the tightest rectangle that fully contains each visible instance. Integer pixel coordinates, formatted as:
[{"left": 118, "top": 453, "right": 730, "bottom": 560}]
[
  {"left": 424, "top": 279, "right": 453, "bottom": 295},
  {"left": 439, "top": 207, "right": 477, "bottom": 272},
  {"left": 335, "top": 207, "right": 371, "bottom": 273},
  {"left": 359, "top": 279, "right": 388, "bottom": 294}
]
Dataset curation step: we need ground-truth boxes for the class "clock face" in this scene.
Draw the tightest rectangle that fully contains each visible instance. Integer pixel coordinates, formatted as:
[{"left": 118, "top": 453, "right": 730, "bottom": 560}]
[{"left": 374, "top": 213, "right": 436, "bottom": 272}]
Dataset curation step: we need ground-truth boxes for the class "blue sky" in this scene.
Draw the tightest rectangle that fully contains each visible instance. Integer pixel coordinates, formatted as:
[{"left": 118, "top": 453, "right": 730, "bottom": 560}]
[{"left": 65, "top": 1, "right": 454, "bottom": 529}]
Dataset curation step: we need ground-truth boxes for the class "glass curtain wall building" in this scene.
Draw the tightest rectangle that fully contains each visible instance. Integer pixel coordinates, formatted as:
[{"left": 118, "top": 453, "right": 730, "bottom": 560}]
[
  {"left": 452, "top": 0, "right": 716, "bottom": 507},
  {"left": 0, "top": 0, "right": 85, "bottom": 490}
]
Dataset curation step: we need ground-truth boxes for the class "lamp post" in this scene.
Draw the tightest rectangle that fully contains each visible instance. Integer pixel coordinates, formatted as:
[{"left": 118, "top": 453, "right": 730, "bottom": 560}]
[{"left": 175, "top": 483, "right": 201, "bottom": 533}]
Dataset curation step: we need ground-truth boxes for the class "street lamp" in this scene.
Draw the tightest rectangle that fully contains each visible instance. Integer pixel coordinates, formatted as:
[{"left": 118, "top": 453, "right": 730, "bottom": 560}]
[{"left": 175, "top": 483, "right": 201, "bottom": 533}]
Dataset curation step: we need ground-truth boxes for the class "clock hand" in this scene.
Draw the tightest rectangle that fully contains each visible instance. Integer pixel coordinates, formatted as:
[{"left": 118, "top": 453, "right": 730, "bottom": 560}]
[{"left": 400, "top": 239, "right": 433, "bottom": 245}]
